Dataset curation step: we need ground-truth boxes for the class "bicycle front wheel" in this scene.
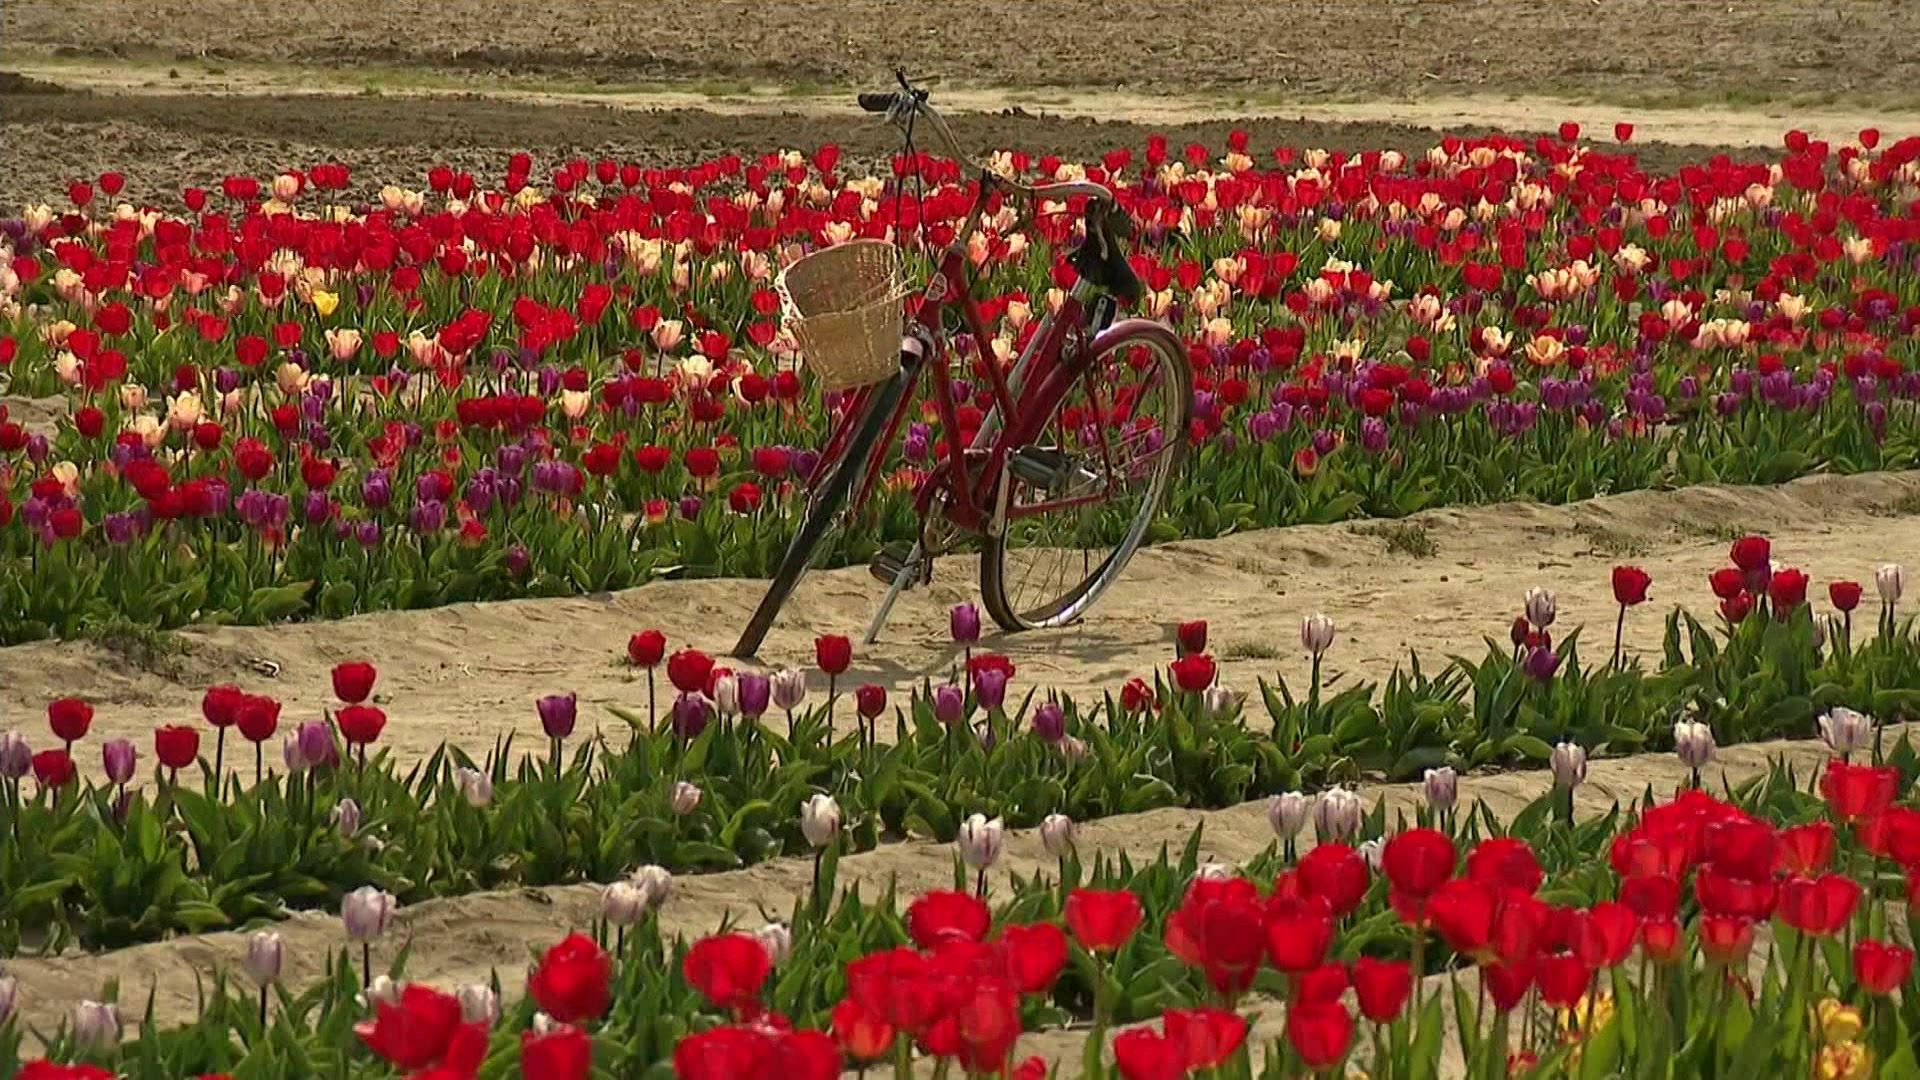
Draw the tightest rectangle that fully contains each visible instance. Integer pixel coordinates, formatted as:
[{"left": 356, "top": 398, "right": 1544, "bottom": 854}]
[{"left": 979, "top": 320, "right": 1191, "bottom": 633}]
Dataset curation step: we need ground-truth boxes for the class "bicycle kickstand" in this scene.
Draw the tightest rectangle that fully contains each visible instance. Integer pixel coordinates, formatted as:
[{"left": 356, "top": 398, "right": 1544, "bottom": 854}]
[{"left": 861, "top": 539, "right": 921, "bottom": 646}]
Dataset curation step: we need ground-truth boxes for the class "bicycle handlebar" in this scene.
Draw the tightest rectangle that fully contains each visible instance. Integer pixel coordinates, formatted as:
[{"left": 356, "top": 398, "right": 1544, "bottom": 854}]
[{"left": 860, "top": 80, "right": 1115, "bottom": 207}]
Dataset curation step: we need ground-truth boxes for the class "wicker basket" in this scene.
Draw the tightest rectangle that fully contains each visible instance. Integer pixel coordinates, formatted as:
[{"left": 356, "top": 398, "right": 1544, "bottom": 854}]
[{"left": 777, "top": 239, "right": 908, "bottom": 391}]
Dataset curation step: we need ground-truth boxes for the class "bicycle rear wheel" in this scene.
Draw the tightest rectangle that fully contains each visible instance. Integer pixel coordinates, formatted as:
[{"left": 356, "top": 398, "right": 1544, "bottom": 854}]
[
  {"left": 979, "top": 321, "right": 1191, "bottom": 632},
  {"left": 732, "top": 371, "right": 909, "bottom": 658}
]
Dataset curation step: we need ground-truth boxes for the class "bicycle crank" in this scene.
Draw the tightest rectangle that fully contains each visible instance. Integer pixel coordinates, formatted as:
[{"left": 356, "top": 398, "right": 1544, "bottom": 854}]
[{"left": 1008, "top": 446, "right": 1101, "bottom": 494}]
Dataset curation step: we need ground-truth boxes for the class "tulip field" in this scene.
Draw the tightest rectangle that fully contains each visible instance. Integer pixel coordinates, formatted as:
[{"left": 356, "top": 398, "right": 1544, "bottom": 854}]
[{"left": 7, "top": 2, "right": 1920, "bottom": 1068}]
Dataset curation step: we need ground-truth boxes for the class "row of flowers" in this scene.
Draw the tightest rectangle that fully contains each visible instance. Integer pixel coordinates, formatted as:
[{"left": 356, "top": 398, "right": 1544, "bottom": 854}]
[
  {"left": 0, "top": 541, "right": 1915, "bottom": 953},
  {"left": 2, "top": 128, "right": 1919, "bottom": 640},
  {"left": 3, "top": 716, "right": 1917, "bottom": 1079}
]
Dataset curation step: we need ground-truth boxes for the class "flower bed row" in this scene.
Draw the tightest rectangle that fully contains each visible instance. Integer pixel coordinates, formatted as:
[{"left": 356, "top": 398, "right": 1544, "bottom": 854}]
[
  {"left": 1, "top": 128, "right": 1918, "bottom": 641},
  {"left": 1, "top": 541, "right": 1916, "bottom": 955},
  {"left": 3, "top": 723, "right": 1917, "bottom": 1079}
]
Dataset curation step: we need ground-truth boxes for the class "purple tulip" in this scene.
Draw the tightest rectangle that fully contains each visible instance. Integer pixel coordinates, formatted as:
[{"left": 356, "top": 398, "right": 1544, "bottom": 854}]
[
  {"left": 973, "top": 668, "right": 1008, "bottom": 711},
  {"left": 736, "top": 673, "right": 771, "bottom": 718},
  {"left": 101, "top": 738, "right": 137, "bottom": 785},
  {"left": 932, "top": 685, "right": 966, "bottom": 726},
  {"left": 25, "top": 434, "right": 48, "bottom": 464},
  {"left": 678, "top": 496, "right": 702, "bottom": 520},
  {"left": 0, "top": 732, "right": 32, "bottom": 778},
  {"left": 298, "top": 720, "right": 336, "bottom": 768},
  {"left": 215, "top": 367, "right": 242, "bottom": 394},
  {"left": 1523, "top": 646, "right": 1561, "bottom": 682},
  {"left": 102, "top": 512, "right": 139, "bottom": 545},
  {"left": 362, "top": 470, "right": 392, "bottom": 509},
  {"left": 537, "top": 693, "right": 577, "bottom": 739},
  {"left": 1032, "top": 701, "right": 1065, "bottom": 742},
  {"left": 495, "top": 444, "right": 527, "bottom": 476},
  {"left": 356, "top": 521, "right": 382, "bottom": 547},
  {"left": 671, "top": 692, "right": 711, "bottom": 740},
  {"left": 303, "top": 492, "right": 332, "bottom": 524},
  {"left": 505, "top": 543, "right": 531, "bottom": 576},
  {"left": 410, "top": 499, "right": 446, "bottom": 534},
  {"left": 950, "top": 603, "right": 981, "bottom": 644}
]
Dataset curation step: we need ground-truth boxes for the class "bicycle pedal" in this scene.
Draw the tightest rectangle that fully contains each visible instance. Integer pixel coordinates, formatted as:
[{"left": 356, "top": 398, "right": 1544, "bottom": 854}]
[{"left": 869, "top": 542, "right": 922, "bottom": 586}]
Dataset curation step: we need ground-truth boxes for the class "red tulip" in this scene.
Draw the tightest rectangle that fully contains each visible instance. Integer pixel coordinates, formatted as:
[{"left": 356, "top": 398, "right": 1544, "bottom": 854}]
[
  {"left": 1352, "top": 956, "right": 1413, "bottom": 1022},
  {"left": 336, "top": 705, "right": 386, "bottom": 746},
  {"left": 235, "top": 695, "right": 281, "bottom": 744},
  {"left": 1829, "top": 581, "right": 1863, "bottom": 613},
  {"left": 1821, "top": 759, "right": 1898, "bottom": 823},
  {"left": 1720, "top": 591, "right": 1753, "bottom": 624},
  {"left": 1176, "top": 620, "right": 1208, "bottom": 657},
  {"left": 814, "top": 635, "right": 851, "bottom": 676},
  {"left": 1776, "top": 822, "right": 1835, "bottom": 876},
  {"left": 202, "top": 685, "right": 245, "bottom": 729},
  {"left": 1465, "top": 838, "right": 1542, "bottom": 896},
  {"left": 154, "top": 725, "right": 200, "bottom": 770},
  {"left": 1112, "top": 1029, "right": 1186, "bottom": 1080},
  {"left": 666, "top": 649, "right": 714, "bottom": 694},
  {"left": 1695, "top": 864, "right": 1778, "bottom": 921},
  {"left": 528, "top": 933, "right": 612, "bottom": 1023},
  {"left": 1297, "top": 843, "right": 1369, "bottom": 916},
  {"left": 1169, "top": 654, "right": 1216, "bottom": 692},
  {"left": 854, "top": 684, "right": 886, "bottom": 719},
  {"left": 627, "top": 630, "right": 666, "bottom": 667},
  {"left": 1293, "top": 962, "right": 1350, "bottom": 1006},
  {"left": 354, "top": 985, "right": 466, "bottom": 1070},
  {"left": 1557, "top": 121, "right": 1580, "bottom": 142},
  {"left": 1167, "top": 881, "right": 1266, "bottom": 996},
  {"left": 1382, "top": 828, "right": 1455, "bottom": 900},
  {"left": 1162, "top": 1007, "right": 1247, "bottom": 1070},
  {"left": 1619, "top": 875, "right": 1681, "bottom": 920},
  {"left": 1728, "top": 535, "right": 1771, "bottom": 573},
  {"left": 1284, "top": 1001, "right": 1352, "bottom": 1070},
  {"left": 1769, "top": 567, "right": 1809, "bottom": 612},
  {"left": 1065, "top": 888, "right": 1144, "bottom": 953},
  {"left": 520, "top": 1023, "right": 592, "bottom": 1080},
  {"left": 832, "top": 998, "right": 895, "bottom": 1062},
  {"left": 1572, "top": 902, "right": 1636, "bottom": 968},
  {"left": 1428, "top": 878, "right": 1498, "bottom": 959},
  {"left": 331, "top": 661, "right": 377, "bottom": 704},
  {"left": 1611, "top": 565, "right": 1652, "bottom": 606},
  {"left": 683, "top": 932, "right": 771, "bottom": 1014},
  {"left": 1482, "top": 959, "right": 1533, "bottom": 1011},
  {"left": 1708, "top": 567, "right": 1745, "bottom": 599},
  {"left": 997, "top": 922, "right": 1068, "bottom": 994},
  {"left": 1778, "top": 873, "right": 1860, "bottom": 936},
  {"left": 1699, "top": 914, "right": 1754, "bottom": 965},
  {"left": 1264, "top": 894, "right": 1333, "bottom": 973},
  {"left": 1853, "top": 939, "right": 1914, "bottom": 994},
  {"left": 31, "top": 749, "right": 75, "bottom": 788},
  {"left": 47, "top": 698, "right": 93, "bottom": 743},
  {"left": 1535, "top": 953, "right": 1589, "bottom": 1008},
  {"left": 1614, "top": 122, "right": 1634, "bottom": 143},
  {"left": 1703, "top": 818, "right": 1777, "bottom": 881},
  {"left": 906, "top": 890, "right": 991, "bottom": 949},
  {"left": 1640, "top": 918, "right": 1683, "bottom": 963}
]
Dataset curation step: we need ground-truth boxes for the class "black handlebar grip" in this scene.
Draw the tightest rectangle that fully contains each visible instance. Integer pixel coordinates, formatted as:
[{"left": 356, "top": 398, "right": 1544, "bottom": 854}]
[{"left": 857, "top": 92, "right": 898, "bottom": 113}]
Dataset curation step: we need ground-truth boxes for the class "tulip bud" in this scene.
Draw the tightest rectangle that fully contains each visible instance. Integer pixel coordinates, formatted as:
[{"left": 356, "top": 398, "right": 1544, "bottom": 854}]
[
  {"left": 1524, "top": 587, "right": 1557, "bottom": 629},
  {"left": 72, "top": 1000, "right": 119, "bottom": 1050},
  {"left": 1550, "top": 742, "right": 1588, "bottom": 789},
  {"left": 1268, "top": 791, "right": 1310, "bottom": 839},
  {"left": 1359, "top": 838, "right": 1385, "bottom": 870},
  {"left": 1312, "top": 788, "right": 1364, "bottom": 841},
  {"left": 457, "top": 983, "right": 499, "bottom": 1026},
  {"left": 1673, "top": 721, "right": 1715, "bottom": 770},
  {"left": 669, "top": 780, "right": 702, "bottom": 816},
  {"left": 363, "top": 975, "right": 401, "bottom": 1008},
  {"left": 950, "top": 602, "right": 981, "bottom": 643},
  {"left": 282, "top": 734, "right": 309, "bottom": 775},
  {"left": 957, "top": 813, "right": 1005, "bottom": 870},
  {"left": 1300, "top": 612, "right": 1337, "bottom": 657},
  {"left": 671, "top": 692, "right": 712, "bottom": 739},
  {"left": 602, "top": 880, "right": 647, "bottom": 925},
  {"left": 333, "top": 797, "right": 362, "bottom": 839},
  {"left": 712, "top": 675, "right": 741, "bottom": 718},
  {"left": 1202, "top": 685, "right": 1241, "bottom": 720},
  {"left": 454, "top": 766, "right": 493, "bottom": 807},
  {"left": 972, "top": 668, "right": 1008, "bottom": 711},
  {"left": 932, "top": 685, "right": 966, "bottom": 726},
  {"left": 0, "top": 975, "right": 15, "bottom": 1025},
  {"left": 800, "top": 794, "right": 841, "bottom": 848},
  {"left": 0, "top": 733, "right": 31, "bottom": 779},
  {"left": 1422, "top": 767, "right": 1458, "bottom": 814},
  {"left": 1040, "top": 813, "right": 1076, "bottom": 858},
  {"left": 770, "top": 668, "right": 808, "bottom": 711},
  {"left": 1031, "top": 701, "right": 1065, "bottom": 742},
  {"left": 245, "top": 930, "right": 283, "bottom": 986},
  {"left": 1820, "top": 707, "right": 1873, "bottom": 758},
  {"left": 1057, "top": 735, "right": 1089, "bottom": 760},
  {"left": 101, "top": 737, "right": 137, "bottom": 785},
  {"left": 1875, "top": 564, "right": 1902, "bottom": 605},
  {"left": 341, "top": 885, "right": 397, "bottom": 941},
  {"left": 298, "top": 720, "right": 335, "bottom": 768},
  {"left": 753, "top": 922, "right": 792, "bottom": 965},
  {"left": 1194, "top": 863, "right": 1237, "bottom": 881},
  {"left": 630, "top": 864, "right": 673, "bottom": 909}
]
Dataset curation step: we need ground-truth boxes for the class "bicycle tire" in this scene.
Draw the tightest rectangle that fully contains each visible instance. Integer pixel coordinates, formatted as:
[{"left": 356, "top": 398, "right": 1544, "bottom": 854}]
[
  {"left": 979, "top": 320, "right": 1191, "bottom": 634},
  {"left": 731, "top": 371, "right": 910, "bottom": 659}
]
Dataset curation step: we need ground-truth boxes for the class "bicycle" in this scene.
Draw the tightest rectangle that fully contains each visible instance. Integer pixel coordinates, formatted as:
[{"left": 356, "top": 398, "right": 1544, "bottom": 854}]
[{"left": 731, "top": 72, "right": 1193, "bottom": 659}]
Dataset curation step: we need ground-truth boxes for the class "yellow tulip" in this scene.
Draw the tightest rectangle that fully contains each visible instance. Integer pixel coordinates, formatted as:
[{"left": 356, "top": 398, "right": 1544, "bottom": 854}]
[{"left": 311, "top": 290, "right": 339, "bottom": 317}]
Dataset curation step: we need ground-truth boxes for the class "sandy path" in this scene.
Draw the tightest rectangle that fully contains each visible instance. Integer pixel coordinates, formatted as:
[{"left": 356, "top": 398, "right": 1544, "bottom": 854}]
[
  {"left": 4, "top": 469, "right": 1917, "bottom": 781},
  {"left": 8, "top": 59, "right": 1913, "bottom": 150},
  {"left": 2, "top": 722, "right": 1900, "bottom": 1044}
]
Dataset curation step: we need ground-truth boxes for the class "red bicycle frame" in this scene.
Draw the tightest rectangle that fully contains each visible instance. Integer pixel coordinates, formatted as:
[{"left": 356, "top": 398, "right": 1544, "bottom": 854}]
[{"left": 811, "top": 171, "right": 1115, "bottom": 539}]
